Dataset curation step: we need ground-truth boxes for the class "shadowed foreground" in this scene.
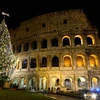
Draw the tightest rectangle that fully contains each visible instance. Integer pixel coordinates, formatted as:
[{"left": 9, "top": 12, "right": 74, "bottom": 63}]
[{"left": 0, "top": 89, "right": 56, "bottom": 100}]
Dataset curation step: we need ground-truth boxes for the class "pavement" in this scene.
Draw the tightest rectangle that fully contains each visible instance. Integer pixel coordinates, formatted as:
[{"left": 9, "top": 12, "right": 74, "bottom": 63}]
[{"left": 43, "top": 93, "right": 85, "bottom": 100}]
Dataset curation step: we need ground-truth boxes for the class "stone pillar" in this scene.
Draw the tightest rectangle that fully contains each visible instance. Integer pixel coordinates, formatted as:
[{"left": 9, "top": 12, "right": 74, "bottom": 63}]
[
  {"left": 72, "top": 50, "right": 76, "bottom": 70},
  {"left": 85, "top": 49, "right": 91, "bottom": 70},
  {"left": 58, "top": 36, "right": 62, "bottom": 49},
  {"left": 25, "top": 75, "right": 29, "bottom": 89},
  {"left": 47, "top": 55, "right": 51, "bottom": 70},
  {"left": 28, "top": 55, "right": 30, "bottom": 71},
  {"left": 74, "top": 74, "right": 78, "bottom": 91},
  {"left": 85, "top": 54, "right": 91, "bottom": 70},
  {"left": 48, "top": 38, "right": 51, "bottom": 49},
  {"left": 59, "top": 53, "right": 62, "bottom": 70},
  {"left": 20, "top": 59, "right": 22, "bottom": 71},
  {"left": 83, "top": 35, "right": 88, "bottom": 47},
  {"left": 70, "top": 33, "right": 75, "bottom": 47},
  {"left": 37, "top": 55, "right": 40, "bottom": 70},
  {"left": 18, "top": 77, "right": 21, "bottom": 89}
]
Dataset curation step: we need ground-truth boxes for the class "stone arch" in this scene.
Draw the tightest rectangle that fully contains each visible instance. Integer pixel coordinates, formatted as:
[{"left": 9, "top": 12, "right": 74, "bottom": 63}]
[
  {"left": 64, "top": 77, "right": 73, "bottom": 90},
  {"left": 12, "top": 77, "right": 19, "bottom": 86},
  {"left": 89, "top": 54, "right": 98, "bottom": 67},
  {"left": 30, "top": 58, "right": 36, "bottom": 68},
  {"left": 22, "top": 59, "right": 27, "bottom": 69},
  {"left": 51, "top": 38, "right": 58, "bottom": 47},
  {"left": 50, "top": 76, "right": 60, "bottom": 89},
  {"left": 52, "top": 56, "right": 59, "bottom": 67},
  {"left": 39, "top": 76, "right": 47, "bottom": 90},
  {"left": 31, "top": 40, "right": 37, "bottom": 50},
  {"left": 41, "top": 39, "right": 47, "bottom": 48},
  {"left": 63, "top": 55, "right": 72, "bottom": 67},
  {"left": 76, "top": 54, "right": 85, "bottom": 67},
  {"left": 28, "top": 77, "right": 36, "bottom": 90},
  {"left": 87, "top": 35, "right": 95, "bottom": 46},
  {"left": 19, "top": 77, "right": 26, "bottom": 89},
  {"left": 77, "top": 76, "right": 87, "bottom": 90},
  {"left": 74, "top": 35, "right": 83, "bottom": 46},
  {"left": 92, "top": 77, "right": 100, "bottom": 89},
  {"left": 23, "top": 42, "right": 29, "bottom": 51},
  {"left": 16, "top": 44, "right": 21, "bottom": 53},
  {"left": 62, "top": 36, "right": 71, "bottom": 46},
  {"left": 41, "top": 57, "right": 47, "bottom": 67}
]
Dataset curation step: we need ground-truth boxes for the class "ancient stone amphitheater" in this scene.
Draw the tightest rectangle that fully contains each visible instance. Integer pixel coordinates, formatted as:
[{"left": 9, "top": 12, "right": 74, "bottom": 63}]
[{"left": 8, "top": 9, "right": 100, "bottom": 92}]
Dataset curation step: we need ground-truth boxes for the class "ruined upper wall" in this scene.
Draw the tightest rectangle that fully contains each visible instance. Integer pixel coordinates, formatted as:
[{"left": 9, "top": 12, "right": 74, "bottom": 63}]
[{"left": 9, "top": 9, "right": 95, "bottom": 37}]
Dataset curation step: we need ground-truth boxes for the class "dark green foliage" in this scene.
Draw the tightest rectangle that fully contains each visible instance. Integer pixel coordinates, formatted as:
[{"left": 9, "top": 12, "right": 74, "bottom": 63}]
[
  {"left": 0, "top": 75, "right": 8, "bottom": 88},
  {"left": 0, "top": 19, "right": 16, "bottom": 88}
]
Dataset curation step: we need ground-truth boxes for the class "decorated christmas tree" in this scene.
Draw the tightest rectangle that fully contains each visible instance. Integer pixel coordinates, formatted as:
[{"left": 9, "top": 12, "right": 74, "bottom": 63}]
[{"left": 0, "top": 18, "right": 16, "bottom": 85}]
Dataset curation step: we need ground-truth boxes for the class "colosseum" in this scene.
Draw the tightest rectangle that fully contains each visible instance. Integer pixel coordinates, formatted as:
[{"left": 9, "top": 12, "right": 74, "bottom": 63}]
[{"left": 8, "top": 9, "right": 100, "bottom": 92}]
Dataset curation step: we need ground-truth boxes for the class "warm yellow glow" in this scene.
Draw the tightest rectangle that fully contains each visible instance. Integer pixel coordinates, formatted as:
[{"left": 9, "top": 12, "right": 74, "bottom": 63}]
[
  {"left": 62, "top": 35, "right": 71, "bottom": 45},
  {"left": 64, "top": 57, "right": 71, "bottom": 67},
  {"left": 90, "top": 55, "right": 98, "bottom": 67},
  {"left": 51, "top": 77, "right": 56, "bottom": 87},
  {"left": 87, "top": 35, "right": 95, "bottom": 45},
  {"left": 90, "top": 56, "right": 95, "bottom": 67},
  {"left": 74, "top": 35, "right": 83, "bottom": 45},
  {"left": 92, "top": 77, "right": 98, "bottom": 88},
  {"left": 63, "top": 55, "right": 72, "bottom": 67},
  {"left": 76, "top": 54, "right": 85, "bottom": 67},
  {"left": 62, "top": 36, "right": 70, "bottom": 41}
]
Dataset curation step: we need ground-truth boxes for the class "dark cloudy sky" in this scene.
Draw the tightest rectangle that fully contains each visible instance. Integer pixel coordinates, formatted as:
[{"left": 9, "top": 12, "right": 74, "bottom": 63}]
[{"left": 0, "top": 1, "right": 100, "bottom": 30}]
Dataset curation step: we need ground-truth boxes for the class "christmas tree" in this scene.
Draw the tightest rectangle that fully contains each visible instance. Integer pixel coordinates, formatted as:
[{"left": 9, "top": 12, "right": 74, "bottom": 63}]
[{"left": 0, "top": 18, "right": 16, "bottom": 85}]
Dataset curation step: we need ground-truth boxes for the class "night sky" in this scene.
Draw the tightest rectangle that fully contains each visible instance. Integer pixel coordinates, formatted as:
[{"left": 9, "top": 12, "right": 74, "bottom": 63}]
[{"left": 0, "top": 1, "right": 100, "bottom": 33}]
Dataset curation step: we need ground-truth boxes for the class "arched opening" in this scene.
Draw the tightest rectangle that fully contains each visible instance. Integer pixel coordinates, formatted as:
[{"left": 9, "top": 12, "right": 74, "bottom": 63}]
[
  {"left": 23, "top": 42, "right": 29, "bottom": 51},
  {"left": 31, "top": 41, "right": 37, "bottom": 50},
  {"left": 41, "top": 57, "right": 47, "bottom": 67},
  {"left": 77, "top": 77, "right": 87, "bottom": 90},
  {"left": 52, "top": 56, "right": 59, "bottom": 67},
  {"left": 76, "top": 55, "right": 85, "bottom": 67},
  {"left": 62, "top": 36, "right": 70, "bottom": 46},
  {"left": 22, "top": 59, "right": 27, "bottom": 69},
  {"left": 89, "top": 55, "right": 98, "bottom": 67},
  {"left": 51, "top": 38, "right": 58, "bottom": 47},
  {"left": 41, "top": 39, "right": 47, "bottom": 48},
  {"left": 16, "top": 44, "right": 21, "bottom": 53},
  {"left": 87, "top": 35, "right": 95, "bottom": 46},
  {"left": 74, "top": 35, "right": 83, "bottom": 46},
  {"left": 30, "top": 58, "right": 36, "bottom": 68},
  {"left": 64, "top": 78, "right": 72, "bottom": 90},
  {"left": 63, "top": 55, "right": 72, "bottom": 67},
  {"left": 39, "top": 77, "right": 47, "bottom": 90},
  {"left": 20, "top": 77, "right": 26, "bottom": 89},
  {"left": 28, "top": 77, "right": 33, "bottom": 89},
  {"left": 92, "top": 77, "right": 98, "bottom": 89}
]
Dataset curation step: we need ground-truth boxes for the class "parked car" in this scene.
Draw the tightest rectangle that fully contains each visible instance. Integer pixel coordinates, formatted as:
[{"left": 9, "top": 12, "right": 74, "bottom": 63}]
[
  {"left": 84, "top": 89, "right": 100, "bottom": 100},
  {"left": 84, "top": 90, "right": 97, "bottom": 100}
]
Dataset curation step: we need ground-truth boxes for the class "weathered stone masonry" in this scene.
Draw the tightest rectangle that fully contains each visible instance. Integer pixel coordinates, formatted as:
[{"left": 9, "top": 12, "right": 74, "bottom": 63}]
[{"left": 9, "top": 9, "right": 100, "bottom": 92}]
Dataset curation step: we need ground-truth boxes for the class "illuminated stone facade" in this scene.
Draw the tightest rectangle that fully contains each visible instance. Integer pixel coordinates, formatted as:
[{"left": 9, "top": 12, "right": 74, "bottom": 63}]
[{"left": 9, "top": 9, "right": 100, "bottom": 92}]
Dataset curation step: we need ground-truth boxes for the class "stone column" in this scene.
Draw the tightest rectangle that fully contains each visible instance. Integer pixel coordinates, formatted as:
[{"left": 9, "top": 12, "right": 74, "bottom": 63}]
[
  {"left": 74, "top": 74, "right": 78, "bottom": 91},
  {"left": 59, "top": 53, "right": 62, "bottom": 70},
  {"left": 72, "top": 50, "right": 76, "bottom": 70},
  {"left": 37, "top": 55, "right": 40, "bottom": 70},
  {"left": 25, "top": 75, "right": 29, "bottom": 89},
  {"left": 47, "top": 55, "right": 51, "bottom": 70},
  {"left": 85, "top": 50, "right": 91, "bottom": 70}
]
